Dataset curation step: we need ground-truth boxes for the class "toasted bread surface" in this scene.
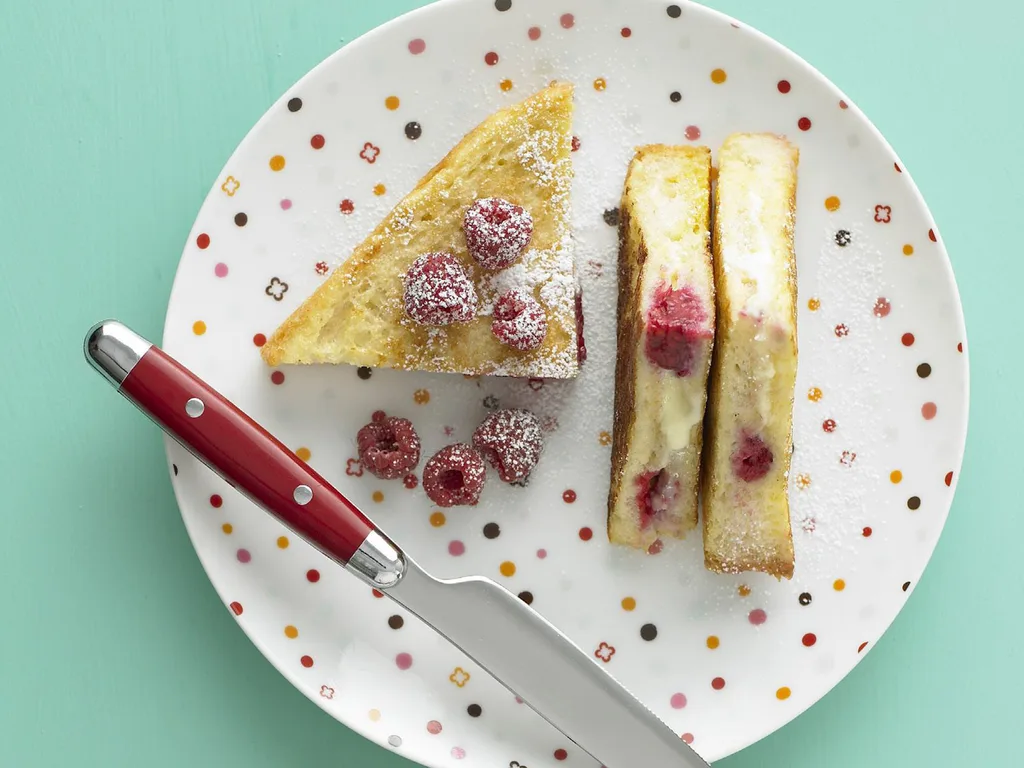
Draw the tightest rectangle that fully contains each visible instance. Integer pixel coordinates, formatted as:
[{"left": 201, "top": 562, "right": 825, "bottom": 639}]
[
  {"left": 702, "top": 133, "right": 798, "bottom": 579},
  {"left": 608, "top": 145, "right": 714, "bottom": 549},
  {"left": 262, "top": 83, "right": 578, "bottom": 378}
]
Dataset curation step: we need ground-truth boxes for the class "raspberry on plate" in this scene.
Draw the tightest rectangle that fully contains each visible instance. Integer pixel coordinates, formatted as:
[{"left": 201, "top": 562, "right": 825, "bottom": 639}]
[
  {"left": 472, "top": 408, "right": 543, "bottom": 483},
  {"left": 463, "top": 197, "right": 534, "bottom": 271},
  {"left": 403, "top": 252, "right": 478, "bottom": 326},
  {"left": 491, "top": 288, "right": 548, "bottom": 351},
  {"left": 422, "top": 444, "right": 487, "bottom": 507},
  {"left": 357, "top": 414, "right": 421, "bottom": 480}
]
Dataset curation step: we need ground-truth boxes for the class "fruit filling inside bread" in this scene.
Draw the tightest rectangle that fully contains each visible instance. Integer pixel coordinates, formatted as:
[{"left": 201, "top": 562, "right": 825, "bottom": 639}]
[
  {"left": 608, "top": 145, "right": 715, "bottom": 549},
  {"left": 645, "top": 282, "right": 711, "bottom": 376},
  {"left": 702, "top": 133, "right": 799, "bottom": 579},
  {"left": 261, "top": 83, "right": 580, "bottom": 379}
]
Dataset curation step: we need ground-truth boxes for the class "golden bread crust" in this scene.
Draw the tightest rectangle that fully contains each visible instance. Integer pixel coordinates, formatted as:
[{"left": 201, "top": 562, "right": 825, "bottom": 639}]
[
  {"left": 261, "top": 83, "right": 578, "bottom": 378},
  {"left": 702, "top": 133, "right": 798, "bottom": 579},
  {"left": 608, "top": 145, "right": 714, "bottom": 549},
  {"left": 608, "top": 200, "right": 644, "bottom": 546}
]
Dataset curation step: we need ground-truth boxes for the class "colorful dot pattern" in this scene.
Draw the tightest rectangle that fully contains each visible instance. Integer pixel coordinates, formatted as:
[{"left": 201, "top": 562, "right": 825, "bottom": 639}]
[{"left": 168, "top": 2, "right": 968, "bottom": 765}]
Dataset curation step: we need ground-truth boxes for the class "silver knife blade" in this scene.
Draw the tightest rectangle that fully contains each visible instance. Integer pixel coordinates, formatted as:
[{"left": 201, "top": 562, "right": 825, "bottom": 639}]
[{"left": 377, "top": 556, "right": 711, "bottom": 767}]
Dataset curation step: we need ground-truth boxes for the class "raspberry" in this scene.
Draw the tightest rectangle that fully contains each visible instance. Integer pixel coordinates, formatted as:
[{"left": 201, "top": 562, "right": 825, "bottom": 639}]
[
  {"left": 491, "top": 289, "right": 548, "bottom": 351},
  {"left": 644, "top": 282, "right": 712, "bottom": 376},
  {"left": 472, "top": 409, "right": 543, "bottom": 483},
  {"left": 404, "top": 252, "right": 478, "bottom": 326},
  {"left": 731, "top": 434, "right": 773, "bottom": 482},
  {"left": 356, "top": 416, "right": 421, "bottom": 480},
  {"left": 463, "top": 198, "right": 533, "bottom": 270},
  {"left": 635, "top": 469, "right": 680, "bottom": 527},
  {"left": 422, "top": 444, "right": 487, "bottom": 507}
]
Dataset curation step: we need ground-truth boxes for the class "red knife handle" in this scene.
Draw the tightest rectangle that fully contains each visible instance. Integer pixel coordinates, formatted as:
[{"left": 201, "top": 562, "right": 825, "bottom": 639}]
[{"left": 85, "top": 321, "right": 403, "bottom": 584}]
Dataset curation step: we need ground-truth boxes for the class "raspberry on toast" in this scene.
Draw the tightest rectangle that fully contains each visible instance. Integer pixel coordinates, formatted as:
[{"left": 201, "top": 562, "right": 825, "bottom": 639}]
[{"left": 261, "top": 83, "right": 580, "bottom": 379}]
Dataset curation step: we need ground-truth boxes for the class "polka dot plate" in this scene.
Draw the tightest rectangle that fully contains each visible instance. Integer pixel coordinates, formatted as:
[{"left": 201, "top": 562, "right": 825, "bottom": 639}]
[{"left": 162, "top": 0, "right": 969, "bottom": 764}]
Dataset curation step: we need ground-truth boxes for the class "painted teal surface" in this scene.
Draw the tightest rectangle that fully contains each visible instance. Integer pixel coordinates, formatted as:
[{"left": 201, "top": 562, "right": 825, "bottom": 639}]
[{"left": 0, "top": 0, "right": 1019, "bottom": 765}]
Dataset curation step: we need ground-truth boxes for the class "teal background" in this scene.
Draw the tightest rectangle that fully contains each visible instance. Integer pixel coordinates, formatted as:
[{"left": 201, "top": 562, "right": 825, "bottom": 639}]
[{"left": 1, "top": 0, "right": 1018, "bottom": 765}]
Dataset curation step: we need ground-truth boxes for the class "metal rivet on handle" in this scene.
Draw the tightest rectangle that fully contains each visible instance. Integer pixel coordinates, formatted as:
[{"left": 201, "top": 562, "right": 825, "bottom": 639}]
[
  {"left": 185, "top": 398, "right": 205, "bottom": 418},
  {"left": 294, "top": 485, "right": 313, "bottom": 505}
]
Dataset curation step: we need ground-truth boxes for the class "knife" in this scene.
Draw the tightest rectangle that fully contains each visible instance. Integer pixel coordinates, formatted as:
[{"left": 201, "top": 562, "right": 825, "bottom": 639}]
[{"left": 84, "top": 320, "right": 711, "bottom": 768}]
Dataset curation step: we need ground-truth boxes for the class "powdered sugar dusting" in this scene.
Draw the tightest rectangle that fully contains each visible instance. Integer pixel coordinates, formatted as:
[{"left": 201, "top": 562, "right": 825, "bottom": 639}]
[
  {"left": 464, "top": 198, "right": 534, "bottom": 271},
  {"left": 387, "top": 87, "right": 577, "bottom": 378},
  {"left": 538, "top": 238, "right": 575, "bottom": 310},
  {"left": 492, "top": 288, "right": 548, "bottom": 351},
  {"left": 472, "top": 408, "right": 544, "bottom": 483},
  {"left": 516, "top": 129, "right": 559, "bottom": 187},
  {"left": 477, "top": 231, "right": 574, "bottom": 318},
  {"left": 391, "top": 205, "right": 414, "bottom": 233},
  {"left": 404, "top": 252, "right": 478, "bottom": 325}
]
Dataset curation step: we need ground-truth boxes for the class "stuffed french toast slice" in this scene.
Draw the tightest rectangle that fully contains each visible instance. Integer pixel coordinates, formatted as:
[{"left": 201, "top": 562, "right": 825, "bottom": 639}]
[{"left": 608, "top": 145, "right": 714, "bottom": 549}]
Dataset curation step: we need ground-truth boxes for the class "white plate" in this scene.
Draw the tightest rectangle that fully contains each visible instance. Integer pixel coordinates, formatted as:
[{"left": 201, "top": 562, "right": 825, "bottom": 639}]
[{"left": 162, "top": 0, "right": 969, "bottom": 764}]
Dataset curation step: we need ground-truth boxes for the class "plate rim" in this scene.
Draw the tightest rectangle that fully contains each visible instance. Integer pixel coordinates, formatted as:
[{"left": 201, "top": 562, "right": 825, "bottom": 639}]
[{"left": 159, "top": 0, "right": 972, "bottom": 763}]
